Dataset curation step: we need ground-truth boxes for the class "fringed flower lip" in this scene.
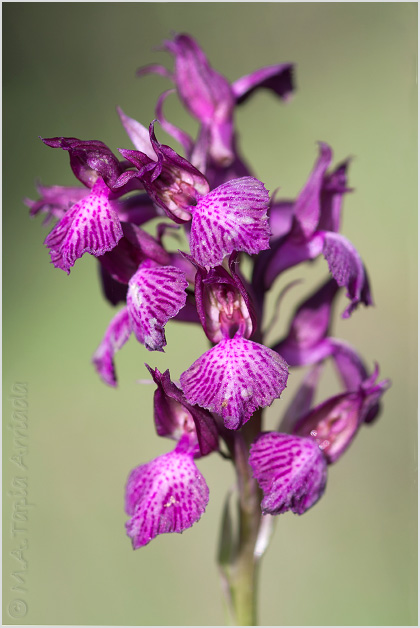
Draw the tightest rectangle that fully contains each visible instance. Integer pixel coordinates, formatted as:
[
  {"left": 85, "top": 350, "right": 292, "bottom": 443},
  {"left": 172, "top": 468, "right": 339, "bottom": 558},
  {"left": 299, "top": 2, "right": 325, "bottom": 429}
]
[
  {"left": 249, "top": 432, "right": 327, "bottom": 516},
  {"left": 180, "top": 335, "right": 288, "bottom": 431},
  {"left": 125, "top": 435, "right": 209, "bottom": 549}
]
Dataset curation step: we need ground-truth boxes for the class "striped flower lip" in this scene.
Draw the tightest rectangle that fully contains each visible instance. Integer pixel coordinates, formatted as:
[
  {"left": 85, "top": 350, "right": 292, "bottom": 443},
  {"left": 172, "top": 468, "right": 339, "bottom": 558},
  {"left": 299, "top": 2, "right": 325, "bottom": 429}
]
[
  {"left": 127, "top": 260, "right": 188, "bottom": 351},
  {"left": 180, "top": 335, "right": 288, "bottom": 430},
  {"left": 249, "top": 432, "right": 327, "bottom": 515},
  {"left": 125, "top": 436, "right": 209, "bottom": 549},
  {"left": 92, "top": 261, "right": 189, "bottom": 385},
  {"left": 189, "top": 176, "right": 271, "bottom": 269},
  {"left": 44, "top": 177, "right": 123, "bottom": 273}
]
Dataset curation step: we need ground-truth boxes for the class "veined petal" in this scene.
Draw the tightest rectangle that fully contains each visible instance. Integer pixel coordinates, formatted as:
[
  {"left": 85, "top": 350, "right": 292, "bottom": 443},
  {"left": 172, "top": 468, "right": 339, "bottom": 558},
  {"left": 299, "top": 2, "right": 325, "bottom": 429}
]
[
  {"left": 249, "top": 432, "right": 327, "bottom": 515},
  {"left": 189, "top": 177, "right": 270, "bottom": 269},
  {"left": 180, "top": 336, "right": 288, "bottom": 430},
  {"left": 127, "top": 262, "right": 188, "bottom": 351},
  {"left": 92, "top": 308, "right": 131, "bottom": 387},
  {"left": 44, "top": 178, "right": 123, "bottom": 273},
  {"left": 322, "top": 231, "right": 373, "bottom": 317},
  {"left": 125, "top": 441, "right": 209, "bottom": 549}
]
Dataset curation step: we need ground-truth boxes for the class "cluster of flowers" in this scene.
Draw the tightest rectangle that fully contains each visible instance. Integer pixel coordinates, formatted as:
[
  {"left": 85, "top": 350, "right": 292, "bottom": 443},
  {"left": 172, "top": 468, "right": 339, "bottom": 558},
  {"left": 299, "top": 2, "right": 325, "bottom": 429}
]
[{"left": 27, "top": 34, "right": 389, "bottom": 549}]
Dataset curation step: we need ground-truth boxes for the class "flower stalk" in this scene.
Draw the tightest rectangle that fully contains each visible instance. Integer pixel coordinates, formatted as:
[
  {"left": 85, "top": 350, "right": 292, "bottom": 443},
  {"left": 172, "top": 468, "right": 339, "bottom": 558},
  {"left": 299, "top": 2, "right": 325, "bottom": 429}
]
[{"left": 27, "top": 31, "right": 390, "bottom": 626}]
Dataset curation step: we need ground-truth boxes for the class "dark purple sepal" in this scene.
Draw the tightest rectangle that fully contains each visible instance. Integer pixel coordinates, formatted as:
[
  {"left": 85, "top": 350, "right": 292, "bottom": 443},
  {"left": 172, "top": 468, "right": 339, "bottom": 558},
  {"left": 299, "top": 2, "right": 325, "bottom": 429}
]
[
  {"left": 125, "top": 436, "right": 209, "bottom": 549},
  {"left": 98, "top": 232, "right": 145, "bottom": 285},
  {"left": 329, "top": 338, "right": 370, "bottom": 391},
  {"left": 118, "top": 121, "right": 209, "bottom": 223},
  {"left": 249, "top": 432, "right": 327, "bottom": 515},
  {"left": 91, "top": 307, "right": 131, "bottom": 387},
  {"left": 180, "top": 335, "right": 288, "bottom": 431},
  {"left": 41, "top": 136, "right": 123, "bottom": 189},
  {"left": 318, "top": 159, "right": 352, "bottom": 233},
  {"left": 292, "top": 392, "right": 364, "bottom": 464},
  {"left": 145, "top": 366, "right": 219, "bottom": 457},
  {"left": 98, "top": 265, "right": 128, "bottom": 306},
  {"left": 279, "top": 364, "right": 324, "bottom": 433},
  {"left": 44, "top": 177, "right": 123, "bottom": 273},
  {"left": 257, "top": 232, "right": 325, "bottom": 290},
  {"left": 232, "top": 63, "right": 295, "bottom": 105},
  {"left": 321, "top": 231, "right": 373, "bottom": 318},
  {"left": 359, "top": 364, "right": 391, "bottom": 424},
  {"left": 186, "top": 252, "right": 257, "bottom": 343},
  {"left": 290, "top": 143, "right": 333, "bottom": 241},
  {"left": 115, "top": 193, "right": 159, "bottom": 226},
  {"left": 292, "top": 364, "right": 390, "bottom": 462},
  {"left": 330, "top": 342, "right": 390, "bottom": 425},
  {"left": 271, "top": 278, "right": 340, "bottom": 367}
]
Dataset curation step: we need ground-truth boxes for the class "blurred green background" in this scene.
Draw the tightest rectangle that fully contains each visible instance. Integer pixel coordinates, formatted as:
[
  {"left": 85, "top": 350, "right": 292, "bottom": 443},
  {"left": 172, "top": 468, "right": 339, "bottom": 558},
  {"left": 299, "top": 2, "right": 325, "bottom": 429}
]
[{"left": 3, "top": 2, "right": 417, "bottom": 625}]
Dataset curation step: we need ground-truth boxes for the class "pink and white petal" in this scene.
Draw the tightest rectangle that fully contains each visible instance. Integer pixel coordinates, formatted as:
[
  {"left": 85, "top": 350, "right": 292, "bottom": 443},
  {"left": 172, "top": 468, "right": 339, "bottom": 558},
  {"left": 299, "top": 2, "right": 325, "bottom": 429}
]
[
  {"left": 249, "top": 432, "right": 327, "bottom": 515},
  {"left": 44, "top": 178, "right": 123, "bottom": 273},
  {"left": 125, "top": 445, "right": 209, "bottom": 549},
  {"left": 189, "top": 177, "right": 270, "bottom": 269},
  {"left": 92, "top": 308, "right": 132, "bottom": 387},
  {"left": 180, "top": 336, "right": 289, "bottom": 430},
  {"left": 117, "top": 107, "right": 157, "bottom": 159},
  {"left": 127, "top": 262, "right": 188, "bottom": 351}
]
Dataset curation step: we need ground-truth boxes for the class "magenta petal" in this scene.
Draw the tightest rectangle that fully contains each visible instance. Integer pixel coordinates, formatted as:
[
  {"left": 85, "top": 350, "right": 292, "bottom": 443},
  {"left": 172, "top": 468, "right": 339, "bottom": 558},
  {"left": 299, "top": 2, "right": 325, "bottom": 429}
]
[
  {"left": 322, "top": 231, "right": 373, "bottom": 317},
  {"left": 44, "top": 178, "right": 123, "bottom": 273},
  {"left": 125, "top": 444, "right": 209, "bottom": 549},
  {"left": 249, "top": 432, "right": 327, "bottom": 515},
  {"left": 189, "top": 177, "right": 270, "bottom": 269},
  {"left": 127, "top": 262, "right": 188, "bottom": 351},
  {"left": 180, "top": 336, "right": 288, "bottom": 430},
  {"left": 92, "top": 308, "right": 131, "bottom": 387}
]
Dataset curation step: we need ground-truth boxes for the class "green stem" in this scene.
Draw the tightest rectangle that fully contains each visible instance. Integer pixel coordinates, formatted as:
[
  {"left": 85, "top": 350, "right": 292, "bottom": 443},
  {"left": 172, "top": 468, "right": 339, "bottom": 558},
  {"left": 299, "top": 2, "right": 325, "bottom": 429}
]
[{"left": 219, "top": 411, "right": 265, "bottom": 626}]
